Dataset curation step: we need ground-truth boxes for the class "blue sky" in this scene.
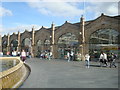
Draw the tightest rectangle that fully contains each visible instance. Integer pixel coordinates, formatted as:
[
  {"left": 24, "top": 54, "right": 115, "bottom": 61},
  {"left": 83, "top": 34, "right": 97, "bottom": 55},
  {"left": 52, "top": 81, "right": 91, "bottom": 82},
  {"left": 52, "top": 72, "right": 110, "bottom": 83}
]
[{"left": 0, "top": 0, "right": 119, "bottom": 36}]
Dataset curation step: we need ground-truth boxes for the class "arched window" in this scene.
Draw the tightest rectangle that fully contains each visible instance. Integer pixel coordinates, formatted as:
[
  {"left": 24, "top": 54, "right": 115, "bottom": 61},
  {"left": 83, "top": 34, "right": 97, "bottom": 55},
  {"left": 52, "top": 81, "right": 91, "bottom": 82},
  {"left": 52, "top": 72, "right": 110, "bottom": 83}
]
[
  {"left": 44, "top": 39, "right": 50, "bottom": 46},
  {"left": 89, "top": 29, "right": 120, "bottom": 59},
  {"left": 58, "top": 33, "right": 79, "bottom": 47},
  {"left": 37, "top": 40, "right": 42, "bottom": 46},
  {"left": 10, "top": 40, "right": 18, "bottom": 51},
  {"left": 24, "top": 38, "right": 31, "bottom": 47},
  {"left": 89, "top": 29, "right": 119, "bottom": 44},
  {"left": 21, "top": 38, "right": 31, "bottom": 52},
  {"left": 57, "top": 33, "right": 79, "bottom": 59},
  {"left": 2, "top": 41, "right": 7, "bottom": 48}
]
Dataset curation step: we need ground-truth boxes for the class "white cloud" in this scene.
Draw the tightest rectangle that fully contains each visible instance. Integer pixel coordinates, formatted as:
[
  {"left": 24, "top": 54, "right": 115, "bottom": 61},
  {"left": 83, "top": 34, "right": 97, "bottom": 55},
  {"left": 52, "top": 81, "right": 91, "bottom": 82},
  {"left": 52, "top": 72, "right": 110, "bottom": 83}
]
[
  {"left": 0, "top": 6, "right": 13, "bottom": 17},
  {"left": 1, "top": 24, "right": 41, "bottom": 36},
  {"left": 27, "top": 1, "right": 84, "bottom": 17},
  {"left": 1, "top": 0, "right": 120, "bottom": 2},
  {"left": 27, "top": 1, "right": 118, "bottom": 18},
  {"left": 86, "top": 2, "right": 118, "bottom": 18}
]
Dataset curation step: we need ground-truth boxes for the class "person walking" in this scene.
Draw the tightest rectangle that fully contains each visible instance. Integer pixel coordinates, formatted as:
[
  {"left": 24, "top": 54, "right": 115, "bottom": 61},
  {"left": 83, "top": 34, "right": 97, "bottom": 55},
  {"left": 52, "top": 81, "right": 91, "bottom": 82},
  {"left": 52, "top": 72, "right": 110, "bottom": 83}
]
[
  {"left": 67, "top": 51, "right": 70, "bottom": 62},
  {"left": 110, "top": 53, "right": 117, "bottom": 68},
  {"left": 103, "top": 52, "right": 108, "bottom": 67},
  {"left": 85, "top": 54, "right": 90, "bottom": 68},
  {"left": 21, "top": 50, "right": 26, "bottom": 63},
  {"left": 99, "top": 52, "right": 104, "bottom": 67},
  {"left": 70, "top": 51, "right": 74, "bottom": 61},
  {"left": 49, "top": 51, "right": 52, "bottom": 60}
]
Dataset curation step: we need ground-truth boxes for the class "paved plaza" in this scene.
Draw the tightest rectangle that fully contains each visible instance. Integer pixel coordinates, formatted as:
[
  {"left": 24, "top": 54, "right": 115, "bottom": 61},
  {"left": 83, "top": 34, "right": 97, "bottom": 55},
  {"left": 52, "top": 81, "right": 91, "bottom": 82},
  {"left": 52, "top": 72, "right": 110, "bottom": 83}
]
[{"left": 20, "top": 58, "right": 118, "bottom": 88}]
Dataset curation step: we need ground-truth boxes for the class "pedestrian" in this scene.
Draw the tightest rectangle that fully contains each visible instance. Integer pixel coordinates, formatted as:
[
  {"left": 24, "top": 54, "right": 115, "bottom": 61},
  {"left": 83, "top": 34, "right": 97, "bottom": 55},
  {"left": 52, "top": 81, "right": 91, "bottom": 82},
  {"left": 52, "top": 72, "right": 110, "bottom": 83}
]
[
  {"left": 85, "top": 54, "right": 90, "bottom": 68},
  {"left": 103, "top": 52, "right": 108, "bottom": 67},
  {"left": 67, "top": 51, "right": 70, "bottom": 62},
  {"left": 26, "top": 52, "right": 29, "bottom": 58},
  {"left": 48, "top": 51, "right": 52, "bottom": 60},
  {"left": 12, "top": 50, "right": 17, "bottom": 57},
  {"left": 21, "top": 50, "right": 26, "bottom": 63},
  {"left": 6, "top": 51, "right": 10, "bottom": 56},
  {"left": 110, "top": 53, "right": 117, "bottom": 68},
  {"left": 99, "top": 52, "right": 104, "bottom": 67},
  {"left": 40, "top": 53, "right": 43, "bottom": 59},
  {"left": 70, "top": 51, "right": 74, "bottom": 61},
  {"left": 0, "top": 52, "right": 3, "bottom": 57},
  {"left": 17, "top": 51, "right": 20, "bottom": 56}
]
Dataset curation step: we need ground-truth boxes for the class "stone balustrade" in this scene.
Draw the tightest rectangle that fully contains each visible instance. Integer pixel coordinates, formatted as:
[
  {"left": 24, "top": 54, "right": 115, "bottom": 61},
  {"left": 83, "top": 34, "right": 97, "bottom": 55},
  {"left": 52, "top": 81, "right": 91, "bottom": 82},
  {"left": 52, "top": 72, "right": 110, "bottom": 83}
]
[{"left": 0, "top": 57, "right": 30, "bottom": 89}]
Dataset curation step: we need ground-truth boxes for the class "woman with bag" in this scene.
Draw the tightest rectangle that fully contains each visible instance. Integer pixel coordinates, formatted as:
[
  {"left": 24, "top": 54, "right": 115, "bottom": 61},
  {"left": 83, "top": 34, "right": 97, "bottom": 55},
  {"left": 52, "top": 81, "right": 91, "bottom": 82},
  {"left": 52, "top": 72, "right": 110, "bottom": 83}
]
[{"left": 21, "top": 50, "right": 26, "bottom": 63}]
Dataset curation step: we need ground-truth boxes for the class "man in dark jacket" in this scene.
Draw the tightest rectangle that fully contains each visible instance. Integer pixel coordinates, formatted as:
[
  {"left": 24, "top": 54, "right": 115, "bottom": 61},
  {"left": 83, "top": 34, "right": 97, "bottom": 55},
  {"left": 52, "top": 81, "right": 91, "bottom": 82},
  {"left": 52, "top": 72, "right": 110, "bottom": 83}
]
[{"left": 110, "top": 53, "right": 117, "bottom": 68}]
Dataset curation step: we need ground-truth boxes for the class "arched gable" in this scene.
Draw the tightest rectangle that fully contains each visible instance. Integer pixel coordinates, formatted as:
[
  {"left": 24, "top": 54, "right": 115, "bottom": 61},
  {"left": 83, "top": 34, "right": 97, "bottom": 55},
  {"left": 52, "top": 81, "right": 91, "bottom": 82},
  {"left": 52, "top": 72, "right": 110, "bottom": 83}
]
[
  {"left": 20, "top": 30, "right": 31, "bottom": 43},
  {"left": 2, "top": 35, "right": 7, "bottom": 43},
  {"left": 85, "top": 15, "right": 120, "bottom": 43},
  {"left": 55, "top": 22, "right": 80, "bottom": 44},
  {"left": 9, "top": 33, "right": 17, "bottom": 44},
  {"left": 35, "top": 28, "right": 51, "bottom": 45}
]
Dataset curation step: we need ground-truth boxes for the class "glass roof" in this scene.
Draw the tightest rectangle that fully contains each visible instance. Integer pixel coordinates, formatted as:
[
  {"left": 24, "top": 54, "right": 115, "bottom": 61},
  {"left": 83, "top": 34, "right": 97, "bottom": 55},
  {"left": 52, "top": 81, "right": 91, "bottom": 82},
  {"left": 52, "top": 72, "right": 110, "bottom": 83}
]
[{"left": 96, "top": 29, "right": 119, "bottom": 37}]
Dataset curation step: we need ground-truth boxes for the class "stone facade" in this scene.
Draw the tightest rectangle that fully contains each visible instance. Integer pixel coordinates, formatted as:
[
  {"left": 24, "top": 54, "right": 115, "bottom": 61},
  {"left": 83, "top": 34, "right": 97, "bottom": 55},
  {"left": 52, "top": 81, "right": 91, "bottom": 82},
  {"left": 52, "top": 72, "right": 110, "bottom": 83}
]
[{"left": 2, "top": 14, "right": 120, "bottom": 60}]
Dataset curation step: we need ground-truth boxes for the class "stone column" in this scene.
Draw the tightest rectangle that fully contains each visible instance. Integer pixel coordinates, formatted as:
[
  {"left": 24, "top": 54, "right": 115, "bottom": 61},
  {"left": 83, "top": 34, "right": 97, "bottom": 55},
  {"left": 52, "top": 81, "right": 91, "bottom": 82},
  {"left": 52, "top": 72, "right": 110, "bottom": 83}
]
[
  {"left": 7, "top": 33, "right": 10, "bottom": 52},
  {"left": 17, "top": 31, "right": 21, "bottom": 52},
  {"left": 80, "top": 15, "right": 85, "bottom": 61},
  {"left": 52, "top": 23, "right": 55, "bottom": 45},
  {"left": 51, "top": 22, "right": 57, "bottom": 58},
  {"left": 31, "top": 26, "right": 35, "bottom": 57}
]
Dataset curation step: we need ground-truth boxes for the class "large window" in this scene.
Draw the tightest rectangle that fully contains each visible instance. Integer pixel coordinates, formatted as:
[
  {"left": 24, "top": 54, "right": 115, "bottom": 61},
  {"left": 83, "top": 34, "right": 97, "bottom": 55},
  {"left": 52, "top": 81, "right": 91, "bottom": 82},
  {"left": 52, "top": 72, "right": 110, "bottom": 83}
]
[
  {"left": 10, "top": 40, "right": 18, "bottom": 51},
  {"left": 44, "top": 40, "right": 50, "bottom": 46},
  {"left": 37, "top": 40, "right": 42, "bottom": 46},
  {"left": 58, "top": 33, "right": 79, "bottom": 47},
  {"left": 89, "top": 29, "right": 119, "bottom": 44},
  {"left": 21, "top": 38, "right": 31, "bottom": 52},
  {"left": 89, "top": 29, "right": 120, "bottom": 59},
  {"left": 58, "top": 33, "right": 79, "bottom": 59}
]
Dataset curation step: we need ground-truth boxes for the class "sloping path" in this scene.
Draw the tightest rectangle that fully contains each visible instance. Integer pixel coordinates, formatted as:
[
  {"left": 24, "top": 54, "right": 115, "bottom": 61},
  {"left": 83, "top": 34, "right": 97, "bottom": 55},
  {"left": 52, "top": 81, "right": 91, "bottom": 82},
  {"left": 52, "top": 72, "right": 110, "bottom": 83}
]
[{"left": 19, "top": 58, "right": 118, "bottom": 88}]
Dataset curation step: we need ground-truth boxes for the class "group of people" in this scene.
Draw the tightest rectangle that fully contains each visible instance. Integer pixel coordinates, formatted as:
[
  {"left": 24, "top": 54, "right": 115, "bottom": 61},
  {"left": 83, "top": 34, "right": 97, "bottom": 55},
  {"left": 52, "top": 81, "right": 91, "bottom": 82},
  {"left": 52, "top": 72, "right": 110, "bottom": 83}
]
[
  {"left": 66, "top": 51, "right": 117, "bottom": 68},
  {"left": 85, "top": 51, "right": 117, "bottom": 68},
  {"left": 1, "top": 49, "right": 118, "bottom": 68},
  {"left": 10, "top": 50, "right": 31, "bottom": 58},
  {"left": 67, "top": 50, "right": 74, "bottom": 62},
  {"left": 1, "top": 50, "right": 31, "bottom": 63},
  {"left": 40, "top": 51, "right": 53, "bottom": 60},
  {"left": 11, "top": 50, "right": 28, "bottom": 63},
  {"left": 99, "top": 52, "right": 117, "bottom": 68}
]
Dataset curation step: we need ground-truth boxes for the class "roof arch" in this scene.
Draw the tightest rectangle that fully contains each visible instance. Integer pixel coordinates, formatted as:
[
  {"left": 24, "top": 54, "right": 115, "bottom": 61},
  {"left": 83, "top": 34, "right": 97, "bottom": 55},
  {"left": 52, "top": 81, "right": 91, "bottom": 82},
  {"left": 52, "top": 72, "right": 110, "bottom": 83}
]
[
  {"left": 20, "top": 30, "right": 32, "bottom": 43},
  {"left": 35, "top": 28, "right": 51, "bottom": 45},
  {"left": 85, "top": 15, "right": 120, "bottom": 43},
  {"left": 54, "top": 22, "right": 80, "bottom": 44},
  {"left": 9, "top": 33, "right": 17, "bottom": 44}
]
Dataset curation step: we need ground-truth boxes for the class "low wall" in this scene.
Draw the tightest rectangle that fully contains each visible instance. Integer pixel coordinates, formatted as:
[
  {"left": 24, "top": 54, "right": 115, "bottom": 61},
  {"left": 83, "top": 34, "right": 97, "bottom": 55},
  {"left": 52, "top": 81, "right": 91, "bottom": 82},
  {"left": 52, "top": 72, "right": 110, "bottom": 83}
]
[{"left": 0, "top": 57, "right": 30, "bottom": 89}]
